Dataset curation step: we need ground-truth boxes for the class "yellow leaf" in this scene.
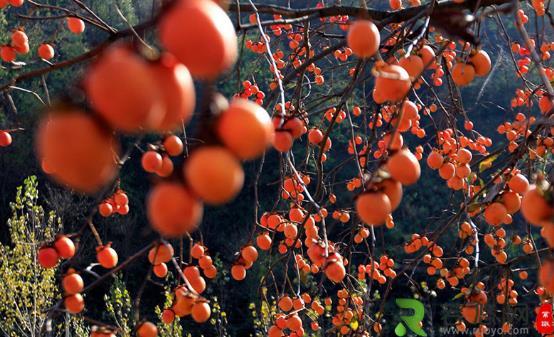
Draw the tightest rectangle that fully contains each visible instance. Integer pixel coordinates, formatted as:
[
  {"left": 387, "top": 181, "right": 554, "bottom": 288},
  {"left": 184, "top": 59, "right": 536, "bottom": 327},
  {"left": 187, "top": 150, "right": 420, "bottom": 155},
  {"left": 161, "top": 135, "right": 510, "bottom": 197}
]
[
  {"left": 452, "top": 292, "right": 465, "bottom": 300},
  {"left": 350, "top": 320, "right": 359, "bottom": 331},
  {"left": 479, "top": 154, "right": 499, "bottom": 172},
  {"left": 261, "top": 300, "right": 270, "bottom": 320}
]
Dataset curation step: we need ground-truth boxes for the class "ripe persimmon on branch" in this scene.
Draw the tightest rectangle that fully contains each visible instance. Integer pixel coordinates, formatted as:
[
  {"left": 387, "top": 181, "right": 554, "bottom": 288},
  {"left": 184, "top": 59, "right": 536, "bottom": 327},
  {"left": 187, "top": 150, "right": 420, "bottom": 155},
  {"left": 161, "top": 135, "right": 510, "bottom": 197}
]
[{"left": 0, "top": 0, "right": 552, "bottom": 336}]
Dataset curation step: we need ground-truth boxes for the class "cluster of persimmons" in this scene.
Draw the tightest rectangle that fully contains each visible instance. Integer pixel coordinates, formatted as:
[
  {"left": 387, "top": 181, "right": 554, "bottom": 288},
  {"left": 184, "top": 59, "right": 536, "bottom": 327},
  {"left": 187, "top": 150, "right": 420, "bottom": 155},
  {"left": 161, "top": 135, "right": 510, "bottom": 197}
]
[{"left": 0, "top": 0, "right": 550, "bottom": 336}]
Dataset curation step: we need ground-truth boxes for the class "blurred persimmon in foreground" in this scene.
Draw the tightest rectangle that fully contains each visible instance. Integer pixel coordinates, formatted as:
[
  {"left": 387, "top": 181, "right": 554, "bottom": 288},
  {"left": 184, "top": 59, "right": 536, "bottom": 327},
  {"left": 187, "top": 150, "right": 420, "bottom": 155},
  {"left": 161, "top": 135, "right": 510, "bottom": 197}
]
[{"left": 36, "top": 110, "right": 118, "bottom": 193}]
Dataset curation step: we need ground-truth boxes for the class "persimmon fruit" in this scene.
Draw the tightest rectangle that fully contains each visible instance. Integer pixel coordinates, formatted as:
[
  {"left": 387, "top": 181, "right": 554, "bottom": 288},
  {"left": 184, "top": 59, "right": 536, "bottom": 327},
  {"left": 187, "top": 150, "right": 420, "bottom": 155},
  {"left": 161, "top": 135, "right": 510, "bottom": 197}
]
[
  {"left": 13, "top": 41, "right": 29, "bottom": 54},
  {"left": 38, "top": 247, "right": 59, "bottom": 268},
  {"left": 137, "top": 322, "right": 158, "bottom": 337},
  {"left": 356, "top": 192, "right": 391, "bottom": 225},
  {"left": 0, "top": 131, "right": 12, "bottom": 147},
  {"left": 386, "top": 149, "right": 421, "bottom": 185},
  {"left": 521, "top": 185, "right": 552, "bottom": 226},
  {"left": 374, "top": 65, "right": 411, "bottom": 102},
  {"left": 149, "top": 54, "right": 196, "bottom": 132},
  {"left": 273, "top": 131, "right": 294, "bottom": 152},
  {"left": 308, "top": 128, "right": 324, "bottom": 145},
  {"left": 439, "top": 162, "right": 455, "bottom": 180},
  {"left": 508, "top": 174, "right": 529, "bottom": 194},
  {"left": 11, "top": 30, "right": 27, "bottom": 47},
  {"left": 7, "top": 0, "right": 24, "bottom": 7},
  {"left": 190, "top": 243, "right": 205, "bottom": 259},
  {"left": 379, "top": 178, "right": 403, "bottom": 210},
  {"left": 456, "top": 148, "right": 472, "bottom": 165},
  {"left": 217, "top": 99, "right": 274, "bottom": 160},
  {"left": 54, "top": 235, "right": 75, "bottom": 259},
  {"left": 419, "top": 45, "right": 436, "bottom": 67},
  {"left": 461, "top": 303, "right": 483, "bottom": 324},
  {"left": 241, "top": 245, "right": 258, "bottom": 262},
  {"left": 191, "top": 302, "right": 211, "bottom": 323},
  {"left": 96, "top": 244, "right": 118, "bottom": 269},
  {"left": 142, "top": 151, "right": 163, "bottom": 173},
  {"left": 184, "top": 146, "right": 244, "bottom": 204},
  {"left": 62, "top": 272, "right": 84, "bottom": 295},
  {"left": 36, "top": 111, "right": 118, "bottom": 194},
  {"left": 399, "top": 55, "right": 424, "bottom": 78},
  {"left": 163, "top": 135, "right": 184, "bottom": 157},
  {"left": 147, "top": 182, "right": 203, "bottom": 237},
  {"left": 256, "top": 233, "right": 272, "bottom": 250},
  {"left": 85, "top": 45, "right": 164, "bottom": 132},
  {"left": 452, "top": 63, "right": 475, "bottom": 86},
  {"left": 283, "top": 117, "right": 306, "bottom": 139},
  {"left": 158, "top": 0, "right": 238, "bottom": 79},
  {"left": 470, "top": 50, "right": 492, "bottom": 76},
  {"left": 148, "top": 243, "right": 174, "bottom": 265},
  {"left": 99, "top": 202, "right": 113, "bottom": 217},
  {"left": 156, "top": 156, "right": 174, "bottom": 177},
  {"left": 67, "top": 17, "right": 85, "bottom": 34},
  {"left": 1, "top": 46, "right": 16, "bottom": 62},
  {"left": 114, "top": 191, "right": 128, "bottom": 206},
  {"left": 427, "top": 151, "right": 443, "bottom": 169},
  {"left": 65, "top": 293, "right": 85, "bottom": 314},
  {"left": 484, "top": 202, "right": 508, "bottom": 226},
  {"left": 231, "top": 264, "right": 247, "bottom": 281},
  {"left": 502, "top": 191, "right": 521, "bottom": 214},
  {"left": 346, "top": 20, "right": 380, "bottom": 58},
  {"left": 38, "top": 43, "right": 55, "bottom": 60},
  {"left": 162, "top": 309, "right": 175, "bottom": 324},
  {"left": 153, "top": 263, "right": 168, "bottom": 278},
  {"left": 172, "top": 294, "right": 194, "bottom": 317},
  {"left": 325, "top": 261, "right": 346, "bottom": 283}
]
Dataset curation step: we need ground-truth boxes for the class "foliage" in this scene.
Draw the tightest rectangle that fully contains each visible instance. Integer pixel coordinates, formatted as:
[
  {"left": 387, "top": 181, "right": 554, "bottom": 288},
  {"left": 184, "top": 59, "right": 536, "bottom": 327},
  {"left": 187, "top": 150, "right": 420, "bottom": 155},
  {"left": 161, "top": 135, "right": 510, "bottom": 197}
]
[
  {"left": 0, "top": 176, "right": 90, "bottom": 337},
  {"left": 104, "top": 275, "right": 135, "bottom": 337},
  {"left": 155, "top": 289, "right": 183, "bottom": 337},
  {"left": 0, "top": 176, "right": 60, "bottom": 336}
]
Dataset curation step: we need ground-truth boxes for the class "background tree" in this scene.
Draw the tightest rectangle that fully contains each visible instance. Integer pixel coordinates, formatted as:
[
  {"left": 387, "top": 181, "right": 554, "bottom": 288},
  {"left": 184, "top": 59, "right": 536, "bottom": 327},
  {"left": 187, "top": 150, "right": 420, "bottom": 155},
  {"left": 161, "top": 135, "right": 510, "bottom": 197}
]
[{"left": 0, "top": 176, "right": 89, "bottom": 337}]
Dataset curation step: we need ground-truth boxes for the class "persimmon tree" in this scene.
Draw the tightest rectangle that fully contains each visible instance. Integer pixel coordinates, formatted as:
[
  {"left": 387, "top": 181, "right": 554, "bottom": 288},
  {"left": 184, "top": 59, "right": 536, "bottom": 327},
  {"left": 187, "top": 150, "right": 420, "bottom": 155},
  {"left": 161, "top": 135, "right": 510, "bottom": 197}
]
[{"left": 0, "top": 0, "right": 552, "bottom": 336}]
